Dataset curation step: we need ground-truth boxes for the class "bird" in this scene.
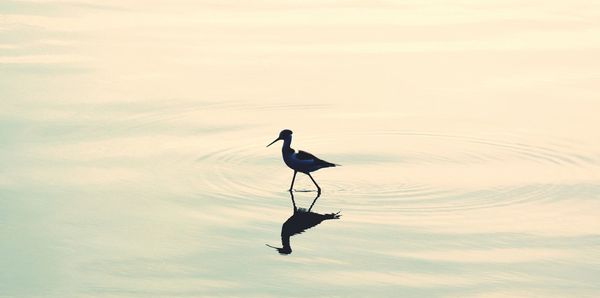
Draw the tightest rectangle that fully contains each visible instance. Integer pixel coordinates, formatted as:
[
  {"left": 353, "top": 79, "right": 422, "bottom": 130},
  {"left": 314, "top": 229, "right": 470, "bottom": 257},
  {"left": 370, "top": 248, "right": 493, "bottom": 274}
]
[
  {"left": 267, "top": 129, "right": 338, "bottom": 192},
  {"left": 266, "top": 191, "right": 341, "bottom": 255}
]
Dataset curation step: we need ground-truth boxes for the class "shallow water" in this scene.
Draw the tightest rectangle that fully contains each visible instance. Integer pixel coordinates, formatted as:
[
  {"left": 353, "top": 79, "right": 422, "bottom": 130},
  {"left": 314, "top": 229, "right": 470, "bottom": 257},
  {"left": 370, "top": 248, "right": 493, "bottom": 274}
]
[{"left": 2, "top": 1, "right": 600, "bottom": 297}]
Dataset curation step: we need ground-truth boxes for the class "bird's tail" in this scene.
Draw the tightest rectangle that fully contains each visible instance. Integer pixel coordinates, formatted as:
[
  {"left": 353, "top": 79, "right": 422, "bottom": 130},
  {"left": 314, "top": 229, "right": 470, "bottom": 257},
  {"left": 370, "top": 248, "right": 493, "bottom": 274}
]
[{"left": 325, "top": 211, "right": 341, "bottom": 219}]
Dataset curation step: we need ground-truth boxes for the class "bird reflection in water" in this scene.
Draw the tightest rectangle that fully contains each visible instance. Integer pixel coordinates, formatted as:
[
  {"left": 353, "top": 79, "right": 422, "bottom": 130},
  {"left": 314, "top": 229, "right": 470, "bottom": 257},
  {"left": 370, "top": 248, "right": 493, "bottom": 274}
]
[{"left": 267, "top": 191, "right": 341, "bottom": 255}]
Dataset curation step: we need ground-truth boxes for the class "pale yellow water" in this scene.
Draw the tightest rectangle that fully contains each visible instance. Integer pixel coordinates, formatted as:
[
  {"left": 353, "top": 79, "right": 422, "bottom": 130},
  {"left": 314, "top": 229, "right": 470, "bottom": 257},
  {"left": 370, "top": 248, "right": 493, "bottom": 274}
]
[{"left": 1, "top": 1, "right": 600, "bottom": 297}]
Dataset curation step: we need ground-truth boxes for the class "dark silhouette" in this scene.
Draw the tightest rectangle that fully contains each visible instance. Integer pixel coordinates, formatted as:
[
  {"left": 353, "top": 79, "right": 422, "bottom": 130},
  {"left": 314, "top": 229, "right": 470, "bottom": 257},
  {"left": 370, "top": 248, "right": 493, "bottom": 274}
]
[
  {"left": 267, "top": 129, "right": 339, "bottom": 193},
  {"left": 266, "top": 191, "right": 341, "bottom": 255}
]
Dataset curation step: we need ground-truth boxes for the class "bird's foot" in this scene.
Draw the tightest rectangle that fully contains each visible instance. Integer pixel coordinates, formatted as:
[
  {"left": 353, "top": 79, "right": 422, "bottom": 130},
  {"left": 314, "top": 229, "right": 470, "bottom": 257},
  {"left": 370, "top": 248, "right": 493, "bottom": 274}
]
[{"left": 294, "top": 189, "right": 319, "bottom": 193}]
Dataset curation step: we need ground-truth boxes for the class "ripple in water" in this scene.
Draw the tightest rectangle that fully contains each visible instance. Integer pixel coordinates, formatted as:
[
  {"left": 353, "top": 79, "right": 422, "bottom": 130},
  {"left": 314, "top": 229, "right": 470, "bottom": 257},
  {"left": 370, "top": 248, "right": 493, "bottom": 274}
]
[{"left": 187, "top": 130, "right": 599, "bottom": 214}]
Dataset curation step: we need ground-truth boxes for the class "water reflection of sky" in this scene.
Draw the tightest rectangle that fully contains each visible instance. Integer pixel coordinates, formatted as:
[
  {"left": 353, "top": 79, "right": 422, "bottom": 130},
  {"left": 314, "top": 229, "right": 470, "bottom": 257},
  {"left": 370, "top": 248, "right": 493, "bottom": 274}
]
[{"left": 2, "top": 1, "right": 600, "bottom": 297}]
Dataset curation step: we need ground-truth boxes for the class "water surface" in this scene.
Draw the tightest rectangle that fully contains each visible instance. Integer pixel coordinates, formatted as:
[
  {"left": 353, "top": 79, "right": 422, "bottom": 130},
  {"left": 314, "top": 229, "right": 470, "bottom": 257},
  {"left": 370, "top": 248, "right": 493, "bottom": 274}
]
[{"left": 2, "top": 1, "right": 600, "bottom": 297}]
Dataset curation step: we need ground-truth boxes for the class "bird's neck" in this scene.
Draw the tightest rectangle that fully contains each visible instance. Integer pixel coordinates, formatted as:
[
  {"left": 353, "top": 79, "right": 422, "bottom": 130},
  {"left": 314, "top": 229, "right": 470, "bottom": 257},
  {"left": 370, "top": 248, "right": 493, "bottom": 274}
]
[
  {"left": 281, "top": 136, "right": 292, "bottom": 151},
  {"left": 281, "top": 235, "right": 291, "bottom": 250}
]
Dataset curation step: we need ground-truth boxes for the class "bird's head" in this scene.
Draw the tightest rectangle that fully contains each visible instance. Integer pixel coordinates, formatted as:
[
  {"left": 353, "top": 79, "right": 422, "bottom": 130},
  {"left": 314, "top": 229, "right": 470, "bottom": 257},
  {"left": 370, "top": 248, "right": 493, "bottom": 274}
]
[
  {"left": 266, "top": 244, "right": 292, "bottom": 255},
  {"left": 267, "top": 129, "right": 293, "bottom": 147}
]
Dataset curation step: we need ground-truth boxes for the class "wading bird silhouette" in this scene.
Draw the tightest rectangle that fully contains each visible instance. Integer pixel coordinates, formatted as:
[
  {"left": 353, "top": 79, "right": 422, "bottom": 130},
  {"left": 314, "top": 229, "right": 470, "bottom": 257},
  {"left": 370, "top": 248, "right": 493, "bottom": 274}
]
[
  {"left": 267, "top": 129, "right": 338, "bottom": 193},
  {"left": 266, "top": 191, "right": 341, "bottom": 255}
]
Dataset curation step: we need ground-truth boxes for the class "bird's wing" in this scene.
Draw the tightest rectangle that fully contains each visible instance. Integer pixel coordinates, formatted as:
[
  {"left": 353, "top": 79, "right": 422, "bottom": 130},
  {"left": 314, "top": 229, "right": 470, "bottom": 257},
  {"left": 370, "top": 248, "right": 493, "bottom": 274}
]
[
  {"left": 296, "top": 150, "right": 317, "bottom": 161},
  {"left": 285, "top": 212, "right": 330, "bottom": 237},
  {"left": 297, "top": 150, "right": 338, "bottom": 167}
]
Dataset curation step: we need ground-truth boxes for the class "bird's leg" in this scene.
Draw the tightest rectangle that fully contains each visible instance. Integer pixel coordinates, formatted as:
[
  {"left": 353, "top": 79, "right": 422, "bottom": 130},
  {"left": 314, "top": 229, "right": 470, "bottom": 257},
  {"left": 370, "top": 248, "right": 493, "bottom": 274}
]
[
  {"left": 289, "top": 171, "right": 297, "bottom": 192},
  {"left": 307, "top": 191, "right": 321, "bottom": 212},
  {"left": 307, "top": 173, "right": 322, "bottom": 193},
  {"left": 288, "top": 190, "right": 297, "bottom": 212}
]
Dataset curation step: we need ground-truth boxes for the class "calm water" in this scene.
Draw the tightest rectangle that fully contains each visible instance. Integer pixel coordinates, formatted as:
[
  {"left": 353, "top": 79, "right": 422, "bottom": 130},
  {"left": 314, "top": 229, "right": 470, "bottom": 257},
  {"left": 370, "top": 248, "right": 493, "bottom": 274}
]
[{"left": 2, "top": 1, "right": 600, "bottom": 297}]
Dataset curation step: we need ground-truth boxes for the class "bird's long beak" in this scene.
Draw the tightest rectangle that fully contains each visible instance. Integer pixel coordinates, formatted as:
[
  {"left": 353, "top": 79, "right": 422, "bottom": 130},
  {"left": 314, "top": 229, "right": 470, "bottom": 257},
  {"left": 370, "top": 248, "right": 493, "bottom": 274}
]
[{"left": 266, "top": 138, "right": 280, "bottom": 147}]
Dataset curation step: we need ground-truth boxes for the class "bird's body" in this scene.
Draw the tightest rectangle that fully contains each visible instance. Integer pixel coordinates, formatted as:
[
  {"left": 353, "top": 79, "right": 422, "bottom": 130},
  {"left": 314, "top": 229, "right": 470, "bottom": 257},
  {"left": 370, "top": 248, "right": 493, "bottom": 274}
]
[
  {"left": 283, "top": 147, "right": 337, "bottom": 174},
  {"left": 274, "top": 206, "right": 340, "bottom": 255},
  {"left": 267, "top": 129, "right": 338, "bottom": 192},
  {"left": 267, "top": 191, "right": 341, "bottom": 255}
]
